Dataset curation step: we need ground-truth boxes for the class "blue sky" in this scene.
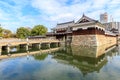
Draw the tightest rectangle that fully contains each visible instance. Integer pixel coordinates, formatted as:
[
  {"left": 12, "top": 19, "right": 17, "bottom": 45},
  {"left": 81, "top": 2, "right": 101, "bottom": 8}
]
[{"left": 0, "top": 0, "right": 120, "bottom": 32}]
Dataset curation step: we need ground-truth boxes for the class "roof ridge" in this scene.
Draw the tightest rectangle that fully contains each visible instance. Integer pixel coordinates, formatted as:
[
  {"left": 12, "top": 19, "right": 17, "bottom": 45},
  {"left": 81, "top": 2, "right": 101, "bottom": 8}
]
[
  {"left": 82, "top": 15, "right": 97, "bottom": 21},
  {"left": 76, "top": 14, "right": 98, "bottom": 24},
  {"left": 57, "top": 20, "right": 74, "bottom": 25}
]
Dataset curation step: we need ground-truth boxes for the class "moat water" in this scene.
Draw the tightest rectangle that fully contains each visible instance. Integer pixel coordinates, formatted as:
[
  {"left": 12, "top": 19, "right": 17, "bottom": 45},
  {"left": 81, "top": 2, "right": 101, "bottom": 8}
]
[{"left": 0, "top": 45, "right": 120, "bottom": 80}]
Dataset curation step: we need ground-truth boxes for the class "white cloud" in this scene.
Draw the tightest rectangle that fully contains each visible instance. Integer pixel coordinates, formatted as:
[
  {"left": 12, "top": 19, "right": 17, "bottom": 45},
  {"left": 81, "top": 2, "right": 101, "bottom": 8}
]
[
  {"left": 0, "top": 0, "right": 41, "bottom": 32},
  {"left": 31, "top": 0, "right": 92, "bottom": 23},
  {"left": 0, "top": 0, "right": 120, "bottom": 32},
  {"left": 91, "top": 0, "right": 110, "bottom": 9},
  {"left": 31, "top": 0, "right": 120, "bottom": 23}
]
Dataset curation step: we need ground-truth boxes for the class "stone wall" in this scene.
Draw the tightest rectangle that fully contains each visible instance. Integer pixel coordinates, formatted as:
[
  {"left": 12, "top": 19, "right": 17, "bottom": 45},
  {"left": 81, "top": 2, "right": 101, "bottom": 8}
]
[
  {"left": 72, "top": 34, "right": 117, "bottom": 46},
  {"left": 96, "top": 35, "right": 117, "bottom": 47},
  {"left": 72, "top": 35, "right": 97, "bottom": 46}
]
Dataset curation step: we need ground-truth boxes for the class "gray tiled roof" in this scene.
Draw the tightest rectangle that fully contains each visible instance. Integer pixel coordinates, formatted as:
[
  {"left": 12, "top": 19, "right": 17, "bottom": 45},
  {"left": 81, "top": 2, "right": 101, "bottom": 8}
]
[
  {"left": 76, "top": 14, "right": 98, "bottom": 24},
  {"left": 54, "top": 21, "right": 75, "bottom": 29}
]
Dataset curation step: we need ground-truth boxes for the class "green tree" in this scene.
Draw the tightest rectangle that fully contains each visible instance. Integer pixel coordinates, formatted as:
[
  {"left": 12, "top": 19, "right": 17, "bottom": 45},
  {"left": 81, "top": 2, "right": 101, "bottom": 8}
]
[
  {"left": 16, "top": 27, "right": 31, "bottom": 39},
  {"left": 11, "top": 33, "right": 16, "bottom": 38},
  {"left": 0, "top": 27, "right": 3, "bottom": 37},
  {"left": 3, "top": 29, "right": 12, "bottom": 38},
  {"left": 31, "top": 25, "right": 47, "bottom": 36}
]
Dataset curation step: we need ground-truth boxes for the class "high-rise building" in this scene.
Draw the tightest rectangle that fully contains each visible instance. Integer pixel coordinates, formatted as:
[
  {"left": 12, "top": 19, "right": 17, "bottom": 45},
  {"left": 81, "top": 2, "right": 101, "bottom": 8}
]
[{"left": 100, "top": 12, "right": 108, "bottom": 23}]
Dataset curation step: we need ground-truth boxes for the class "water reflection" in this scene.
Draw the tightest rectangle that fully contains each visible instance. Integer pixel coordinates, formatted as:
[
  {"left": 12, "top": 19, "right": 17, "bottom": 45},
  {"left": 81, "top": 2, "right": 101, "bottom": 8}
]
[
  {"left": 71, "top": 45, "right": 117, "bottom": 58},
  {"left": 0, "top": 44, "right": 120, "bottom": 80},
  {"left": 34, "top": 54, "right": 48, "bottom": 61},
  {"left": 52, "top": 45, "right": 118, "bottom": 75},
  {"left": 2, "top": 46, "right": 27, "bottom": 55},
  {"left": 1, "top": 44, "right": 57, "bottom": 55}
]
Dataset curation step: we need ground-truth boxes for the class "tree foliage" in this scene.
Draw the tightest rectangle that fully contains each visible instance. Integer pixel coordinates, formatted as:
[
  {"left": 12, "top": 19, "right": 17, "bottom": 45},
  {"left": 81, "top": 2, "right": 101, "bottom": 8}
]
[
  {"left": 0, "top": 24, "right": 48, "bottom": 38},
  {"left": 3, "top": 29, "right": 12, "bottom": 38},
  {"left": 11, "top": 33, "right": 16, "bottom": 38},
  {"left": 0, "top": 27, "right": 3, "bottom": 37},
  {"left": 16, "top": 27, "right": 31, "bottom": 39},
  {"left": 31, "top": 25, "right": 47, "bottom": 36}
]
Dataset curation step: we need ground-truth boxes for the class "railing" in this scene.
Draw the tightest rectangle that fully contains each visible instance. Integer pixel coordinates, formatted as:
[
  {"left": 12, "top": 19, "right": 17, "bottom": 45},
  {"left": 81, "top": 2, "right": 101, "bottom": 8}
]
[{"left": 0, "top": 38, "right": 60, "bottom": 46}]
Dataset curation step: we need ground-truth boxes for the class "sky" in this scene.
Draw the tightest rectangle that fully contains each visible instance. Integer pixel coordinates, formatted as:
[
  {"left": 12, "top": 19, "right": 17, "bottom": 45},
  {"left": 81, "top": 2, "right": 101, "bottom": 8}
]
[{"left": 0, "top": 0, "right": 120, "bottom": 32}]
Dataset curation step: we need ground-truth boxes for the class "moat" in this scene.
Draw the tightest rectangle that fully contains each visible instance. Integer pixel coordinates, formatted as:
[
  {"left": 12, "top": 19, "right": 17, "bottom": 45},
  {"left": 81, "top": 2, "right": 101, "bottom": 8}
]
[{"left": 0, "top": 44, "right": 120, "bottom": 80}]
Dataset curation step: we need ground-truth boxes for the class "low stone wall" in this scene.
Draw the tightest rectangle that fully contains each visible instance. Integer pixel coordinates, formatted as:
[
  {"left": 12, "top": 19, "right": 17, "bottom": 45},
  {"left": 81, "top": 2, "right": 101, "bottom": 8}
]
[
  {"left": 72, "top": 34, "right": 117, "bottom": 46},
  {"left": 96, "top": 35, "right": 117, "bottom": 46},
  {"left": 96, "top": 35, "right": 106, "bottom": 46}
]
